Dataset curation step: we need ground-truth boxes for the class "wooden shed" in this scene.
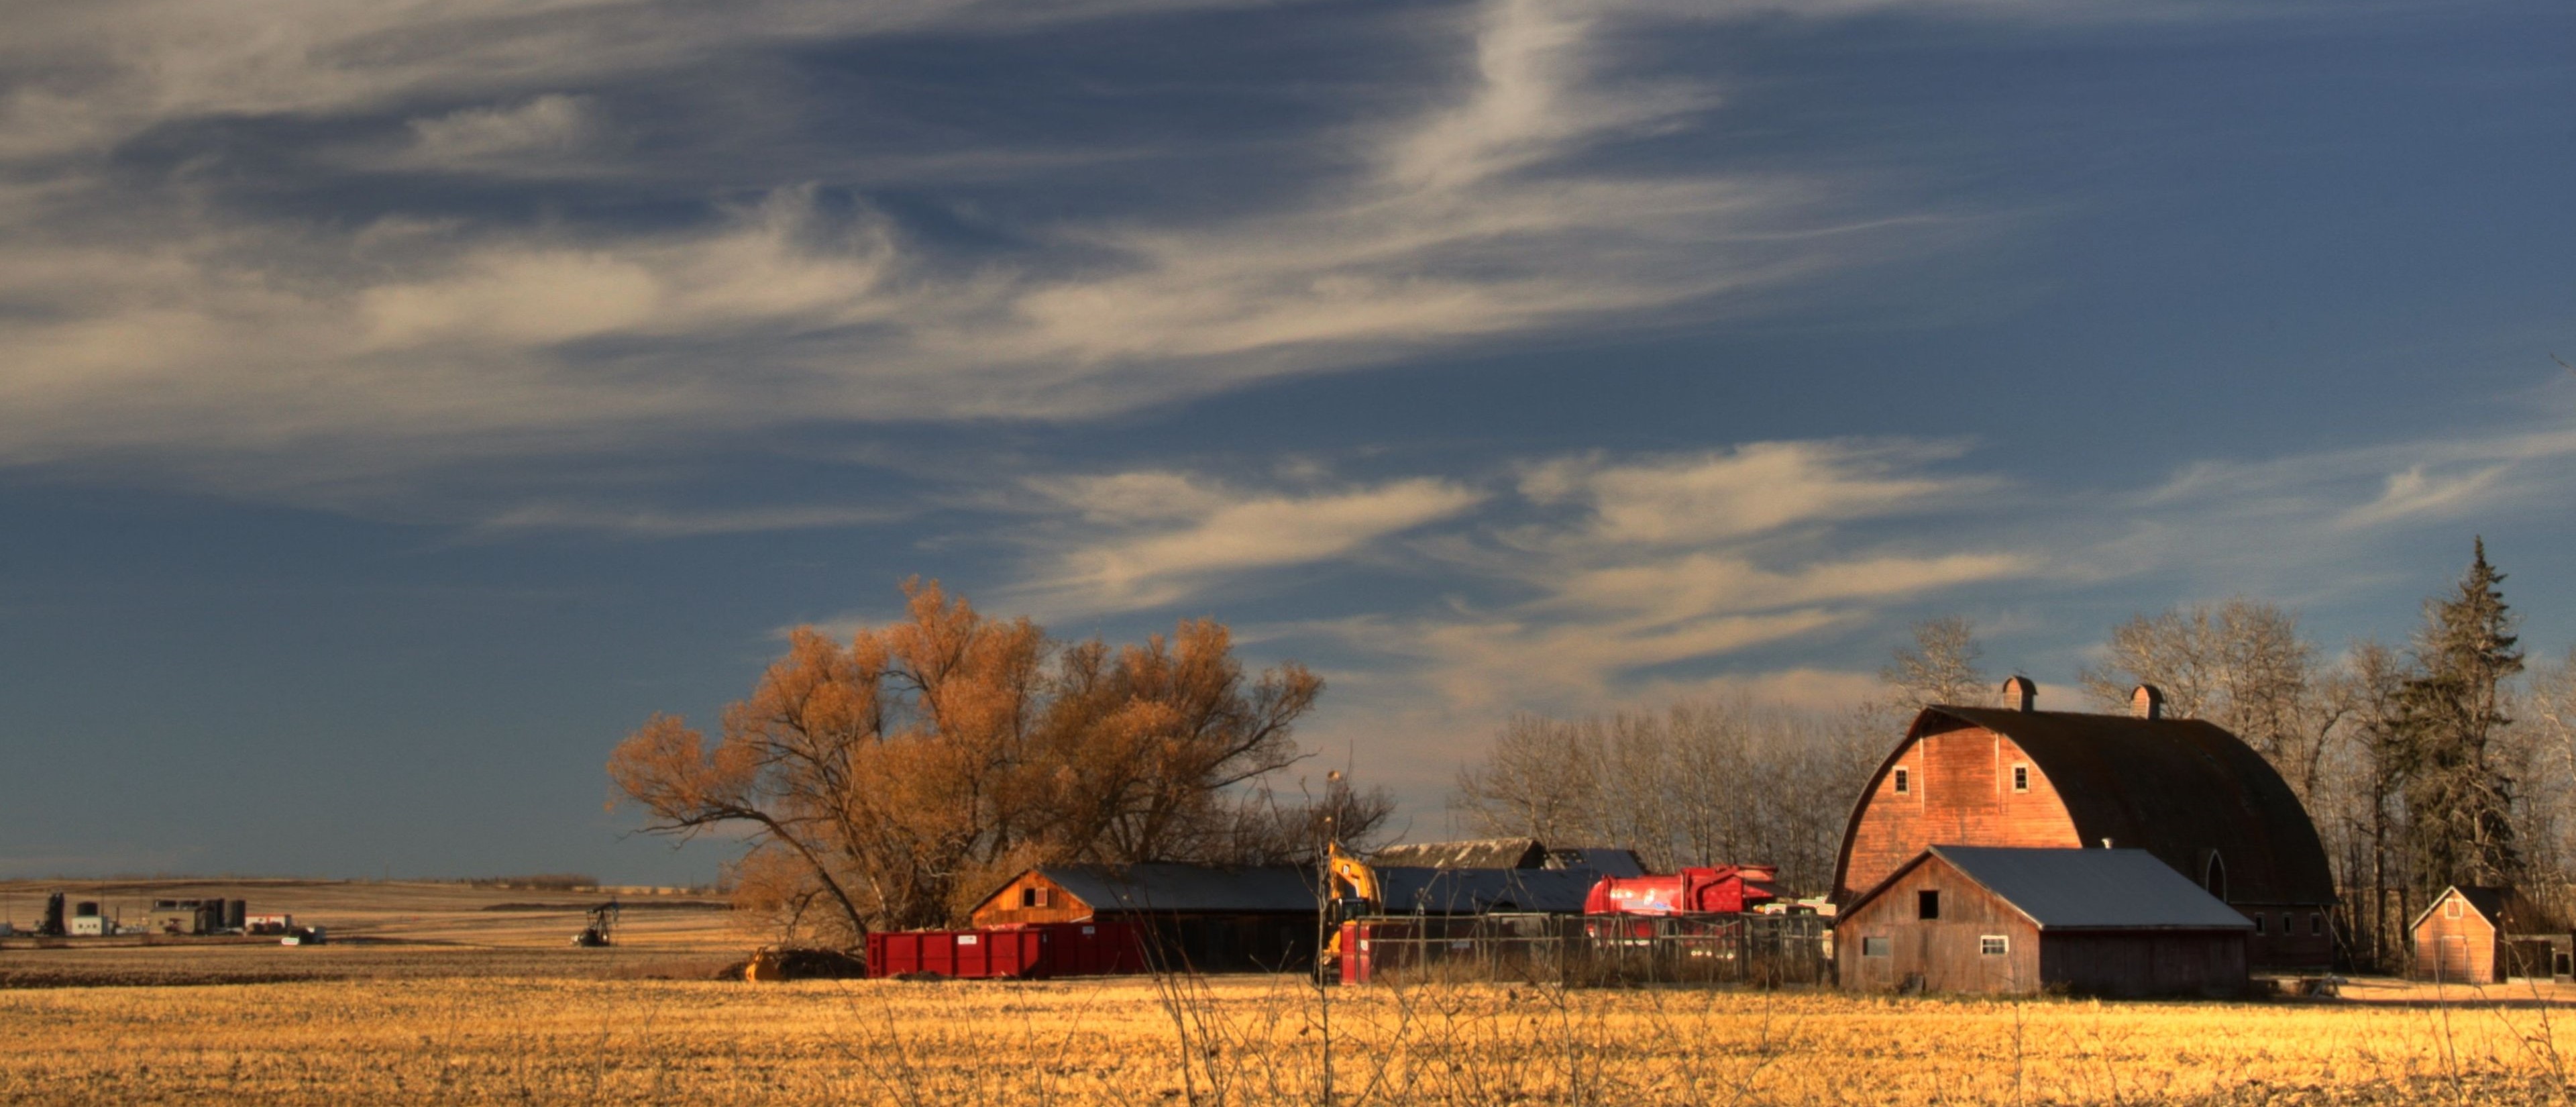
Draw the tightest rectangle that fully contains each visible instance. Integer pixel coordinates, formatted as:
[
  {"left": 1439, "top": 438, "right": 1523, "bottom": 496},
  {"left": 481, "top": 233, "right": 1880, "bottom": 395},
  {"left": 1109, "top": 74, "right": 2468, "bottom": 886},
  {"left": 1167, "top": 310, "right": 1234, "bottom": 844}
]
[
  {"left": 2408, "top": 886, "right": 2573, "bottom": 983},
  {"left": 1837, "top": 846, "right": 2251, "bottom": 997},
  {"left": 1833, "top": 680, "right": 2335, "bottom": 971}
]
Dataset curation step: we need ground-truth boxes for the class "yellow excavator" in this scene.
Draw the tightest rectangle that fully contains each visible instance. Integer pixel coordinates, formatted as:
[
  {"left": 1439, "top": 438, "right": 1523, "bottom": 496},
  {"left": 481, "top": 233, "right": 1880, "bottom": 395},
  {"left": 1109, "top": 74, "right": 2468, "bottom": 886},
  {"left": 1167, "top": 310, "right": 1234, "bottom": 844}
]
[{"left": 1320, "top": 842, "right": 1381, "bottom": 970}]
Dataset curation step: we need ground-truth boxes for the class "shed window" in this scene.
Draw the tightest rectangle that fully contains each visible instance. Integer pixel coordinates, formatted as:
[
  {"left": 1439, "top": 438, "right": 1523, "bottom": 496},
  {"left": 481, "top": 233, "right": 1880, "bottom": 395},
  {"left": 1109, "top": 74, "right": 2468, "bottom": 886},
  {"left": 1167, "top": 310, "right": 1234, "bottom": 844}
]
[
  {"left": 2445, "top": 898, "right": 2463, "bottom": 920},
  {"left": 2010, "top": 764, "right": 2029, "bottom": 793},
  {"left": 1893, "top": 768, "right": 1911, "bottom": 795},
  {"left": 1862, "top": 936, "right": 1890, "bottom": 957},
  {"left": 1980, "top": 935, "right": 2009, "bottom": 957},
  {"left": 1917, "top": 890, "right": 1941, "bottom": 920},
  {"left": 1020, "top": 887, "right": 1050, "bottom": 908}
]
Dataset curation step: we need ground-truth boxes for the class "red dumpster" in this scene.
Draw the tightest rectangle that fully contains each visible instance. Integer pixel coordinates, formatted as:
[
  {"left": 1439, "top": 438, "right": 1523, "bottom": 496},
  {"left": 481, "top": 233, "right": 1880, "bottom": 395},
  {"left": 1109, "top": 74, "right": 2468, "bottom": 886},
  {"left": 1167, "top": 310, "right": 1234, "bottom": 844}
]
[{"left": 867, "top": 922, "right": 1147, "bottom": 980}]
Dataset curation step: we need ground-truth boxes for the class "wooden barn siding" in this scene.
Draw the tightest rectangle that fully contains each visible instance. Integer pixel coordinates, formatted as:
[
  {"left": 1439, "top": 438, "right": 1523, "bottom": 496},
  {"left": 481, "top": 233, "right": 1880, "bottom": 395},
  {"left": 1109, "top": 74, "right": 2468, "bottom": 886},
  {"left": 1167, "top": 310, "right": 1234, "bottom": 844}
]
[
  {"left": 1841, "top": 728, "right": 2082, "bottom": 901},
  {"left": 969, "top": 872, "right": 1095, "bottom": 929},
  {"left": 2038, "top": 932, "right": 2247, "bottom": 998},
  {"left": 1837, "top": 859, "right": 2043, "bottom": 994},
  {"left": 2412, "top": 892, "right": 2502, "bottom": 983}
]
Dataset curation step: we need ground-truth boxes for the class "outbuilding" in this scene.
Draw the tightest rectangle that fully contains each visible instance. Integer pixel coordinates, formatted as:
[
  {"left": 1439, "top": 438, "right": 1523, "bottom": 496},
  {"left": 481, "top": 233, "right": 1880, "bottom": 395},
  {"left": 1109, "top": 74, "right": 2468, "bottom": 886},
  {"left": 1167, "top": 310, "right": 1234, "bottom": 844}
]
[
  {"left": 2410, "top": 886, "right": 2573, "bottom": 983},
  {"left": 1837, "top": 845, "right": 2251, "bottom": 997},
  {"left": 971, "top": 863, "right": 1320, "bottom": 972}
]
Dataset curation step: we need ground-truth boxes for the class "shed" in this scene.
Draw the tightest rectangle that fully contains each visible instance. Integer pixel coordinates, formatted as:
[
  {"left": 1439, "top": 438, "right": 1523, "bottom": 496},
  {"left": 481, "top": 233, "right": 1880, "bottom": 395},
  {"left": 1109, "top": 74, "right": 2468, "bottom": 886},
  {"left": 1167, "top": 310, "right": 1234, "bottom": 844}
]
[
  {"left": 2410, "top": 886, "right": 2573, "bottom": 983},
  {"left": 1837, "top": 846, "right": 2251, "bottom": 997},
  {"left": 1834, "top": 685, "right": 2335, "bottom": 971},
  {"left": 969, "top": 863, "right": 1320, "bottom": 972}
]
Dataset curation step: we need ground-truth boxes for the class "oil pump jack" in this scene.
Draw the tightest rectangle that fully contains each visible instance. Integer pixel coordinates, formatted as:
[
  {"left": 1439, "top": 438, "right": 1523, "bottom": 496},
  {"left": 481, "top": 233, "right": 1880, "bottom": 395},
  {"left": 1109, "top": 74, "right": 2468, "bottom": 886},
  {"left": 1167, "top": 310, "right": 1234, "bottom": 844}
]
[{"left": 572, "top": 900, "right": 621, "bottom": 947}]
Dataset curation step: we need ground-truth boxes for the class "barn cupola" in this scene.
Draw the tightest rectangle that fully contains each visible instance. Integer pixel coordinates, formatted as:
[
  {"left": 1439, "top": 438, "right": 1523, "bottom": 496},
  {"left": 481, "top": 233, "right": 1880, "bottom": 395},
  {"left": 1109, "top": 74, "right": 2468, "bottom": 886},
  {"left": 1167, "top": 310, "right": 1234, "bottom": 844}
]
[
  {"left": 2000, "top": 675, "right": 2036, "bottom": 712},
  {"left": 2131, "top": 684, "right": 2165, "bottom": 720}
]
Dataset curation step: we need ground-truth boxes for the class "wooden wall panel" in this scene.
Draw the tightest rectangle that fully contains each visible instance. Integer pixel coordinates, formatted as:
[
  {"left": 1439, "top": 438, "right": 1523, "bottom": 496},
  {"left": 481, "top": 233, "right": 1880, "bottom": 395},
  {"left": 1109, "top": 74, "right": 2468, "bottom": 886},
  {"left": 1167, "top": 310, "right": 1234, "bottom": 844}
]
[
  {"left": 1841, "top": 727, "right": 2082, "bottom": 901},
  {"left": 969, "top": 872, "right": 1095, "bottom": 929},
  {"left": 1837, "top": 855, "right": 2043, "bottom": 994}
]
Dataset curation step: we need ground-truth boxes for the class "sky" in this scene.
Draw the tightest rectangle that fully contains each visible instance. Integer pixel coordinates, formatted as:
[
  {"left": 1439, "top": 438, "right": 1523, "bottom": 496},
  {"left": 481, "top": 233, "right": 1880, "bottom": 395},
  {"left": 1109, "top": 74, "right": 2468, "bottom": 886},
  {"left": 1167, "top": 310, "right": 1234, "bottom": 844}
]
[{"left": 2, "top": 0, "right": 2573, "bottom": 884}]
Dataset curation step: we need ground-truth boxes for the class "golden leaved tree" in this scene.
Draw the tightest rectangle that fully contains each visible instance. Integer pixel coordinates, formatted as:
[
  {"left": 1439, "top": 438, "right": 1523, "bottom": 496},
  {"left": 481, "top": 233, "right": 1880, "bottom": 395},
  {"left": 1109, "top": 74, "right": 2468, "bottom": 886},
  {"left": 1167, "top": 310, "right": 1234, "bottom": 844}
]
[{"left": 607, "top": 580, "right": 1322, "bottom": 945}]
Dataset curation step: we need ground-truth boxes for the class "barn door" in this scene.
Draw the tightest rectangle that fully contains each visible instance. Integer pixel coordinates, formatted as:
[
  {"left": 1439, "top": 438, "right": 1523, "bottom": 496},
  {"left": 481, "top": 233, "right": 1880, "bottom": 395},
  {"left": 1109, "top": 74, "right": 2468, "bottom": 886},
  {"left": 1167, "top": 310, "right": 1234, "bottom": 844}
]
[{"left": 2443, "top": 936, "right": 2471, "bottom": 982}]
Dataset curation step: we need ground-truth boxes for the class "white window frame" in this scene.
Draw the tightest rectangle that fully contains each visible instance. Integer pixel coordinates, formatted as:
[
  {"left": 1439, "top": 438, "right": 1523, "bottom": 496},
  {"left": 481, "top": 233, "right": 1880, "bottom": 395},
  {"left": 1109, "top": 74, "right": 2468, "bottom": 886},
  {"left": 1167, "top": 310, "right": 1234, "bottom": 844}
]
[
  {"left": 2010, "top": 763, "right": 2030, "bottom": 794},
  {"left": 1893, "top": 767, "right": 1911, "bottom": 795},
  {"left": 1980, "top": 935, "right": 2009, "bottom": 957}
]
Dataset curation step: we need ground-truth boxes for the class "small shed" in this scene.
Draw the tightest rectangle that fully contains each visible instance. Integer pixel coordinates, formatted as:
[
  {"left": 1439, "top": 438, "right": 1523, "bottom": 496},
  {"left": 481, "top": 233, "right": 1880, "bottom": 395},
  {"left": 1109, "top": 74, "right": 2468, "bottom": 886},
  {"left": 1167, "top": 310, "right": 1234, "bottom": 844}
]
[
  {"left": 2410, "top": 886, "right": 2573, "bottom": 982},
  {"left": 1837, "top": 846, "right": 2251, "bottom": 997}
]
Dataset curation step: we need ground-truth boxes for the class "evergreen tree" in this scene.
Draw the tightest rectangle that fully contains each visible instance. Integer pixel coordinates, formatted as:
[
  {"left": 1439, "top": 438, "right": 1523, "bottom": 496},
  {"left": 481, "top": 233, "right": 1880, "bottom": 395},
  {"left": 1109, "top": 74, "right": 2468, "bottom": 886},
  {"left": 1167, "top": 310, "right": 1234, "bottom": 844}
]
[{"left": 2392, "top": 538, "right": 2524, "bottom": 895}]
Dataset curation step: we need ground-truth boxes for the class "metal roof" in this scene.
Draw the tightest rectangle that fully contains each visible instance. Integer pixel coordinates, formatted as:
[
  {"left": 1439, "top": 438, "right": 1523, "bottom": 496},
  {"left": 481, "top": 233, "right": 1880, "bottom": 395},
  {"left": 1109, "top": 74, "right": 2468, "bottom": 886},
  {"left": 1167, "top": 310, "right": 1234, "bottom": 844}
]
[
  {"left": 1545, "top": 847, "right": 1646, "bottom": 879},
  {"left": 1369, "top": 838, "right": 1547, "bottom": 869},
  {"left": 1873, "top": 846, "right": 2253, "bottom": 931},
  {"left": 1036, "top": 864, "right": 1318, "bottom": 914},
  {"left": 1027, "top": 856, "right": 1621, "bottom": 918},
  {"left": 1374, "top": 866, "right": 1601, "bottom": 914},
  {"left": 1836, "top": 706, "right": 2336, "bottom": 906}
]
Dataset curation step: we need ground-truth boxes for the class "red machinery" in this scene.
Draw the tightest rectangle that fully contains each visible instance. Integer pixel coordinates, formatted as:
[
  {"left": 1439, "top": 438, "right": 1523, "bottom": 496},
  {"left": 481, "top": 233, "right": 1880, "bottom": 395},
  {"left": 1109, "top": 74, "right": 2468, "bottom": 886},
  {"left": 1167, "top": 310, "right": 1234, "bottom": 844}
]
[{"left": 1583, "top": 865, "right": 1778, "bottom": 916}]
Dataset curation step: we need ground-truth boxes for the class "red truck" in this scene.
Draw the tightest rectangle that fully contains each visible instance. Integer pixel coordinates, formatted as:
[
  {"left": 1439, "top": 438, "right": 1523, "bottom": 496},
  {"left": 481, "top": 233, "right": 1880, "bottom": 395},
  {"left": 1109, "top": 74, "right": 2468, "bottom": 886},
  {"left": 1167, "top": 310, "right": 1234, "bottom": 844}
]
[{"left": 1583, "top": 865, "right": 1778, "bottom": 916}]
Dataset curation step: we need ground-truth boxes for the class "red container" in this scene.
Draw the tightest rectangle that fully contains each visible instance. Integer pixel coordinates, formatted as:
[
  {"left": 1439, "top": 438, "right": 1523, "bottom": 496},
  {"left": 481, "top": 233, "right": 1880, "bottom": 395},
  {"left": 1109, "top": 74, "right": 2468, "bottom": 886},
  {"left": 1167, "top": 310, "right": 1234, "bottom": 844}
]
[{"left": 867, "top": 922, "right": 1146, "bottom": 980}]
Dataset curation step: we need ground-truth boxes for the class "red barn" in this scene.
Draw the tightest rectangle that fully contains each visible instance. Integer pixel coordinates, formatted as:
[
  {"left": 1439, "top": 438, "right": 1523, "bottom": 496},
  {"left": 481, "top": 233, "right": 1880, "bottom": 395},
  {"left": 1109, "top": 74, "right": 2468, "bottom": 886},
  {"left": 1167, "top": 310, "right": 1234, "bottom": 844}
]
[{"left": 1833, "top": 679, "right": 2335, "bottom": 971}]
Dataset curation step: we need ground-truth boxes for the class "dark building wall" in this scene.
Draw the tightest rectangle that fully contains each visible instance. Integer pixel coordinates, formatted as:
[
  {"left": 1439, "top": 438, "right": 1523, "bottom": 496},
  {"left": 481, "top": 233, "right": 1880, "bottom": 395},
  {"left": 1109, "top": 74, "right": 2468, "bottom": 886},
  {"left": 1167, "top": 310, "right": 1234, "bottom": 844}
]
[
  {"left": 1116, "top": 912, "right": 1318, "bottom": 973},
  {"left": 2038, "top": 931, "right": 2247, "bottom": 998}
]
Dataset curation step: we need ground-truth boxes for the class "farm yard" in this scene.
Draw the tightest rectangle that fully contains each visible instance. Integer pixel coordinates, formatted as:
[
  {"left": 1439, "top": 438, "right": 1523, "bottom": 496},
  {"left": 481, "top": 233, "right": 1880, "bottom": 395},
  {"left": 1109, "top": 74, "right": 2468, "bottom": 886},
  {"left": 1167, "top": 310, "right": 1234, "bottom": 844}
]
[{"left": 4, "top": 878, "right": 2576, "bottom": 1107}]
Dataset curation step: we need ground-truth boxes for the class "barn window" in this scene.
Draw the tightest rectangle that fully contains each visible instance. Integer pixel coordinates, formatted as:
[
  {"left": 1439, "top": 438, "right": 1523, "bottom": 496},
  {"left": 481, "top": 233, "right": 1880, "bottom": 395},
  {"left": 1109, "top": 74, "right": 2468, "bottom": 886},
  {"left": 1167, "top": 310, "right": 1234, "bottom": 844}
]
[
  {"left": 2311, "top": 913, "right": 2324, "bottom": 936},
  {"left": 1862, "top": 936, "right": 1890, "bottom": 957},
  {"left": 2445, "top": 898, "right": 2463, "bottom": 920},
  {"left": 1894, "top": 768, "right": 1911, "bottom": 794},
  {"left": 2202, "top": 853, "right": 2226, "bottom": 900},
  {"left": 1980, "top": 935, "right": 2009, "bottom": 956},
  {"left": 1917, "top": 890, "right": 1941, "bottom": 920},
  {"left": 2252, "top": 912, "right": 2265, "bottom": 935},
  {"left": 2010, "top": 764, "right": 2029, "bottom": 793}
]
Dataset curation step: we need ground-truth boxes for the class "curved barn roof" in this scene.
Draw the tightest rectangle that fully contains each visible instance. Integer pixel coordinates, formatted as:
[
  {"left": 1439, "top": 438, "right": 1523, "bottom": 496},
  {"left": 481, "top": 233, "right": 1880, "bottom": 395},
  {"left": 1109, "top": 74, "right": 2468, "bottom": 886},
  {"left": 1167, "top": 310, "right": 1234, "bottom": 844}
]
[{"left": 1839, "top": 706, "right": 2335, "bottom": 906}]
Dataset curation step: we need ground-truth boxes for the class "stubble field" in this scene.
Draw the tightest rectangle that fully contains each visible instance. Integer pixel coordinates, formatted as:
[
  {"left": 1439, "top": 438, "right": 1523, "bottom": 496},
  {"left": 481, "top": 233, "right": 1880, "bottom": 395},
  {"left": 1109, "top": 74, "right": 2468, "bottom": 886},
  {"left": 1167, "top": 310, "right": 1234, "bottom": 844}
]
[{"left": 3, "top": 881, "right": 2574, "bottom": 1105}]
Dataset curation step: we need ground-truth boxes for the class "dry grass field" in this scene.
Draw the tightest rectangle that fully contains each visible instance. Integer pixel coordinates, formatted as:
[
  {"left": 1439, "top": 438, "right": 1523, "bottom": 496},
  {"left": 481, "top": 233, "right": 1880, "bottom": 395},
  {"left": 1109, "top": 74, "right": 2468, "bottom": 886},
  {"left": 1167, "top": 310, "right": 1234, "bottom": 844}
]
[{"left": 5, "top": 881, "right": 2576, "bottom": 1105}]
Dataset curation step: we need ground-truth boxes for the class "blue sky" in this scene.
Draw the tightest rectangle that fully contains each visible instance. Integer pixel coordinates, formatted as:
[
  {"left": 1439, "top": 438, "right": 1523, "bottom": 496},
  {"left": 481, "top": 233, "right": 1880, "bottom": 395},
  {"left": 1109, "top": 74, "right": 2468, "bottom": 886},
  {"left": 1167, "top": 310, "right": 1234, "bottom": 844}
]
[{"left": 2, "top": 0, "right": 2572, "bottom": 882}]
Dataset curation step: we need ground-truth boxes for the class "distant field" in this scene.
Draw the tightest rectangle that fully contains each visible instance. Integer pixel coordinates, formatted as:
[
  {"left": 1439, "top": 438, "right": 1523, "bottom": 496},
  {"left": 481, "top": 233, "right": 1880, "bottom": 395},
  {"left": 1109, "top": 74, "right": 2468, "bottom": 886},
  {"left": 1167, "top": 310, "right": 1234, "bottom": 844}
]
[{"left": 4, "top": 882, "right": 2575, "bottom": 1104}]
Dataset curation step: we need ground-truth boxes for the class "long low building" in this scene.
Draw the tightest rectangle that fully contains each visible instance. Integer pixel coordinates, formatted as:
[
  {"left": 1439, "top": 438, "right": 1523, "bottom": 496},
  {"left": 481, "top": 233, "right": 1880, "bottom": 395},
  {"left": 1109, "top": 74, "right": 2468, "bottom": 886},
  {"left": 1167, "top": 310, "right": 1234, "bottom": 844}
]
[
  {"left": 1836, "top": 845, "right": 2253, "bottom": 997},
  {"left": 966, "top": 852, "right": 1635, "bottom": 972}
]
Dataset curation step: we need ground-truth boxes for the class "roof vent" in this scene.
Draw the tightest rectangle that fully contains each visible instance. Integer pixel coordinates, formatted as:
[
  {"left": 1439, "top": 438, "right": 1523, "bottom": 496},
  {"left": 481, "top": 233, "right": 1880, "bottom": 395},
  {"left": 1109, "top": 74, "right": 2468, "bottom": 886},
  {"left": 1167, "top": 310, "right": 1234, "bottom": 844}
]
[
  {"left": 2131, "top": 684, "right": 2164, "bottom": 720},
  {"left": 2000, "top": 675, "right": 2036, "bottom": 712}
]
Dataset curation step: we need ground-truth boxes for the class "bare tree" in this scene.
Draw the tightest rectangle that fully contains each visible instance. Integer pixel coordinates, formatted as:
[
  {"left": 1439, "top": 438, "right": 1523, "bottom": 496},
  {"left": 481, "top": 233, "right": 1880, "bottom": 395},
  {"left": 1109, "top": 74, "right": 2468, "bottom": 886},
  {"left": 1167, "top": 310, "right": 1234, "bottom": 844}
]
[
  {"left": 2076, "top": 598, "right": 2351, "bottom": 806},
  {"left": 1450, "top": 698, "right": 1878, "bottom": 896},
  {"left": 607, "top": 580, "right": 1322, "bottom": 942},
  {"left": 1878, "top": 617, "right": 1991, "bottom": 711}
]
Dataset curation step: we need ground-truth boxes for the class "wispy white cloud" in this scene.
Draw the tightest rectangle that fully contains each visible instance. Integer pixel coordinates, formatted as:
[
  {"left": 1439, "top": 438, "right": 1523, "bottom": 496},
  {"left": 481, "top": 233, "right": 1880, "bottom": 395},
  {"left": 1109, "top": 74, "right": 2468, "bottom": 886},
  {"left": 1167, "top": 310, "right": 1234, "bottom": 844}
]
[
  {"left": 0, "top": 0, "right": 1944, "bottom": 508},
  {"left": 395, "top": 94, "right": 604, "bottom": 170},
  {"left": 1022, "top": 473, "right": 1487, "bottom": 612}
]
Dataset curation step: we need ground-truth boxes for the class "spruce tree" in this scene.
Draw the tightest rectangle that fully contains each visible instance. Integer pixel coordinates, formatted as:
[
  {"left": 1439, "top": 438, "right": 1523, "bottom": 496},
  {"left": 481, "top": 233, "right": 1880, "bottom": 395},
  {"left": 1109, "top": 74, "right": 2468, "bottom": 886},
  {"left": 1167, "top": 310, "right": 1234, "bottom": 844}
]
[{"left": 2392, "top": 537, "right": 2524, "bottom": 895}]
